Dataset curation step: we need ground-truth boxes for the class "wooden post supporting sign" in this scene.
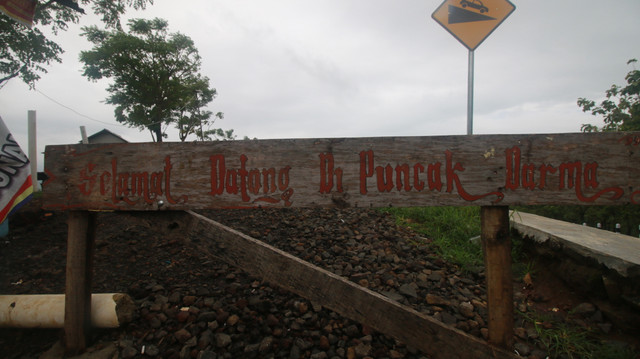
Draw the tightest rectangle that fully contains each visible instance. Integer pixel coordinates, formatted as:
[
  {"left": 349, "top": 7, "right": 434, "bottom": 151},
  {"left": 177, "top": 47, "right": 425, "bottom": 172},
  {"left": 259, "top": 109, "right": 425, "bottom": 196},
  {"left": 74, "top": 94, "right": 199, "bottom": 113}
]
[
  {"left": 481, "top": 206, "right": 514, "bottom": 348},
  {"left": 64, "top": 211, "right": 96, "bottom": 355}
]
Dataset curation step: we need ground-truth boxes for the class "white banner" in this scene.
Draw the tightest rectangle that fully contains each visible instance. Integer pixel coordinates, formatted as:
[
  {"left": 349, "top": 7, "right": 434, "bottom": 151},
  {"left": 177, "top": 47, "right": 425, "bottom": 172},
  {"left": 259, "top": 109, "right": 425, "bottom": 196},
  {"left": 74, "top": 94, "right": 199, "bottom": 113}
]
[{"left": 0, "top": 116, "right": 32, "bottom": 223}]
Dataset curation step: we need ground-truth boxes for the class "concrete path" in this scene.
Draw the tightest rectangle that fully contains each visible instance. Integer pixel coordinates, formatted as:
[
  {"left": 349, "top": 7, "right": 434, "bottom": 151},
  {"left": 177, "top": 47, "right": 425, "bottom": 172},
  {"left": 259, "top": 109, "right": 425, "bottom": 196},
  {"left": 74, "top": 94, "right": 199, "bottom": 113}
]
[{"left": 510, "top": 211, "right": 640, "bottom": 278}]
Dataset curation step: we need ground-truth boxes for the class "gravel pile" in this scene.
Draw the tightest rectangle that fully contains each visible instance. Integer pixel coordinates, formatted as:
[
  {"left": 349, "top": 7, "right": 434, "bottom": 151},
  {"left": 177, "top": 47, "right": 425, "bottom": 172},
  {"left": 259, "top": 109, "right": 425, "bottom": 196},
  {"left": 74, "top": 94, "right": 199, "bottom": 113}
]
[
  {"left": 1, "top": 207, "right": 625, "bottom": 358},
  {"left": 204, "top": 208, "right": 492, "bottom": 339}
]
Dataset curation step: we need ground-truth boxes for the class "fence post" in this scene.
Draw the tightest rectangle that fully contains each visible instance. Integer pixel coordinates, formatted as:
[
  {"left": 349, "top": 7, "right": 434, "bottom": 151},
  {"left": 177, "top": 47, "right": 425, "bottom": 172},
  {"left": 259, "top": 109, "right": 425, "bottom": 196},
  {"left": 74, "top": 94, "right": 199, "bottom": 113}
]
[
  {"left": 65, "top": 211, "right": 97, "bottom": 355},
  {"left": 481, "top": 206, "right": 514, "bottom": 349}
]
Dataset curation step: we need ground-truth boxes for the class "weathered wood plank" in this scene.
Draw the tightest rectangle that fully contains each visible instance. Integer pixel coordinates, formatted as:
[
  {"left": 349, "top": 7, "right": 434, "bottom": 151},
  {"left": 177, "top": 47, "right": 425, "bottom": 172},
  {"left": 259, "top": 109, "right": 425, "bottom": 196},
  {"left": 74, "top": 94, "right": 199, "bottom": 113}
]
[
  {"left": 185, "top": 210, "right": 518, "bottom": 359},
  {"left": 64, "top": 211, "right": 96, "bottom": 355},
  {"left": 43, "top": 132, "right": 640, "bottom": 210},
  {"left": 481, "top": 206, "right": 514, "bottom": 349}
]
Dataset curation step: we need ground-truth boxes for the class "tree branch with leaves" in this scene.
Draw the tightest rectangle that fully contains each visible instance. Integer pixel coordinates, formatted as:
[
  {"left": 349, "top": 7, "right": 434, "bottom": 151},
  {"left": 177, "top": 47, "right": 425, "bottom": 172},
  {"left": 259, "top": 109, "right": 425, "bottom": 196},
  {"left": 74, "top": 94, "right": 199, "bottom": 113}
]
[
  {"left": 0, "top": 0, "right": 152, "bottom": 89},
  {"left": 579, "top": 59, "right": 640, "bottom": 132},
  {"left": 80, "top": 18, "right": 228, "bottom": 142}
]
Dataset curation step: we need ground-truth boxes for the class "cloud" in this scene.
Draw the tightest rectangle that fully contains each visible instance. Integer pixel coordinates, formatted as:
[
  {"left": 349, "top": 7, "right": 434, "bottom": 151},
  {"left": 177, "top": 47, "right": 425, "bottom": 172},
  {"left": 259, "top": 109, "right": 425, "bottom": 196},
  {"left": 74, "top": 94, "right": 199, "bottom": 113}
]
[{"left": 1, "top": 0, "right": 639, "bottom": 171}]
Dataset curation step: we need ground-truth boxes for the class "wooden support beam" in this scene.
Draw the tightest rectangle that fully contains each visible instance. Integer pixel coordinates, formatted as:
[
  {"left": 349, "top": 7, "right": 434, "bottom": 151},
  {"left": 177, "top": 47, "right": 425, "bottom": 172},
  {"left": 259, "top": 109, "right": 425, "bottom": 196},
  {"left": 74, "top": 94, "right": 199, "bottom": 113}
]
[
  {"left": 186, "top": 211, "right": 517, "bottom": 359},
  {"left": 481, "top": 206, "right": 514, "bottom": 349},
  {"left": 64, "top": 211, "right": 96, "bottom": 355}
]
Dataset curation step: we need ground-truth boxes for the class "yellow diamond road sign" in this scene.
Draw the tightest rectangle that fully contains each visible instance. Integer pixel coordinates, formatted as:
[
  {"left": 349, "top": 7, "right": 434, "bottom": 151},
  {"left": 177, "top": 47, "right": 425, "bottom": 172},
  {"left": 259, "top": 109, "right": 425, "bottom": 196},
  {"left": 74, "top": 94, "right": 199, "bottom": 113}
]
[{"left": 432, "top": 0, "right": 515, "bottom": 51}]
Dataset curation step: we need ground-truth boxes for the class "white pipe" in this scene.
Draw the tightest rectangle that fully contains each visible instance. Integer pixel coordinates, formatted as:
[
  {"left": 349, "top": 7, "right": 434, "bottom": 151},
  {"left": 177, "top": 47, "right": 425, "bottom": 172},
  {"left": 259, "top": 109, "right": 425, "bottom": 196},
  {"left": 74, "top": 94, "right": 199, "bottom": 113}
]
[
  {"left": 27, "top": 110, "right": 38, "bottom": 192},
  {"left": 80, "top": 126, "right": 89, "bottom": 144},
  {"left": 0, "top": 293, "right": 134, "bottom": 328}
]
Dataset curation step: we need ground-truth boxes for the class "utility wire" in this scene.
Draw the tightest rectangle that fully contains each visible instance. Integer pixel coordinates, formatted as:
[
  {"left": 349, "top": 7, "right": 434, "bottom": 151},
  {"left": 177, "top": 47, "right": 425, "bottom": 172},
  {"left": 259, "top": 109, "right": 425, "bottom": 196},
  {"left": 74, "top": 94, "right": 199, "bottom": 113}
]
[
  {"left": 36, "top": 89, "right": 126, "bottom": 127},
  {"left": 35, "top": 89, "right": 165, "bottom": 129}
]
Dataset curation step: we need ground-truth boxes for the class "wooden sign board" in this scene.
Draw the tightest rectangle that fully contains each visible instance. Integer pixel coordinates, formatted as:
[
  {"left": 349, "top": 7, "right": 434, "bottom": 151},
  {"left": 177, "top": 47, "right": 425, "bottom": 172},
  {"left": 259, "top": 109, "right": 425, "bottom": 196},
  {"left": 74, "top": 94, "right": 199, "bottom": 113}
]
[{"left": 42, "top": 132, "right": 640, "bottom": 211}]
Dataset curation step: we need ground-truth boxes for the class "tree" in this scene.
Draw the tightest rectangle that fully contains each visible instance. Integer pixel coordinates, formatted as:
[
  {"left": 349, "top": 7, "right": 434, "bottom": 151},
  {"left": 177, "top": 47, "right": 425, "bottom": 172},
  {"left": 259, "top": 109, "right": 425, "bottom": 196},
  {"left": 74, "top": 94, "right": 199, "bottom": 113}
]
[
  {"left": 545, "top": 59, "right": 640, "bottom": 237},
  {"left": 579, "top": 59, "right": 640, "bottom": 132},
  {"left": 174, "top": 78, "right": 232, "bottom": 142},
  {"left": 0, "top": 0, "right": 153, "bottom": 89},
  {"left": 80, "top": 18, "right": 225, "bottom": 142}
]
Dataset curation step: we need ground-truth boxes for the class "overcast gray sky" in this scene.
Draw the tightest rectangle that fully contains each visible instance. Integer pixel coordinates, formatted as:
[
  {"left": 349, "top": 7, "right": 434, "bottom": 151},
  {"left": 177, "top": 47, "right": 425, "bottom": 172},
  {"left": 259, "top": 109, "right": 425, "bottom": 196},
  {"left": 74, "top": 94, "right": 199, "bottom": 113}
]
[{"left": 1, "top": 0, "right": 639, "bottom": 170}]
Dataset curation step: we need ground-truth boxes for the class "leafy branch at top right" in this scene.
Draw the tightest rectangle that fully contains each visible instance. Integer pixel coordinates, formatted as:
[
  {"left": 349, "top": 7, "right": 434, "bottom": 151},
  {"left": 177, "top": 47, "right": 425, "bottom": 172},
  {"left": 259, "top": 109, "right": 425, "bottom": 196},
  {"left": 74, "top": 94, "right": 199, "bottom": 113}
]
[{"left": 578, "top": 59, "right": 639, "bottom": 132}]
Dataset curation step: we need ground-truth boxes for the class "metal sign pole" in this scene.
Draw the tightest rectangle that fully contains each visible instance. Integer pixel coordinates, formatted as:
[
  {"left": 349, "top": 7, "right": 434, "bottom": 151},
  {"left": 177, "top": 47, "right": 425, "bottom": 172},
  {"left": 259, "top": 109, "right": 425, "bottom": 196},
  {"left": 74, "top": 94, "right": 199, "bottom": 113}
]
[
  {"left": 433, "top": 0, "right": 515, "bottom": 135},
  {"left": 467, "top": 50, "right": 474, "bottom": 135}
]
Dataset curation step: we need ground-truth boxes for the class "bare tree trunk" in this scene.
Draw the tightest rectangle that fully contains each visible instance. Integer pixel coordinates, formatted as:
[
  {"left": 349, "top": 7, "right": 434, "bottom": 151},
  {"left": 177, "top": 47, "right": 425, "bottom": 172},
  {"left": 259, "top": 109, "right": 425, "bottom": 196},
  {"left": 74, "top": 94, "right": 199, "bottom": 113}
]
[{"left": 149, "top": 121, "right": 163, "bottom": 142}]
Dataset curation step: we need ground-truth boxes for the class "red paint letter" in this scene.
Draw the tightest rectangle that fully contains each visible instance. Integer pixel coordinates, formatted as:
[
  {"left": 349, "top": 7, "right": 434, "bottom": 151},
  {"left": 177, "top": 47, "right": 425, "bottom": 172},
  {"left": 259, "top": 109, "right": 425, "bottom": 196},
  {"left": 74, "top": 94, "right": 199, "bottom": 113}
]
[
  {"left": 446, "top": 150, "right": 504, "bottom": 202},
  {"left": 427, "top": 163, "right": 442, "bottom": 191},
  {"left": 248, "top": 169, "right": 261, "bottom": 195},
  {"left": 395, "top": 164, "right": 411, "bottom": 192},
  {"left": 376, "top": 165, "right": 394, "bottom": 192},
  {"left": 537, "top": 164, "right": 556, "bottom": 190},
  {"left": 505, "top": 146, "right": 520, "bottom": 190},
  {"left": 164, "top": 156, "right": 186, "bottom": 204},
  {"left": 559, "top": 161, "right": 581, "bottom": 190},
  {"left": 239, "top": 154, "right": 250, "bottom": 202},
  {"left": 414, "top": 163, "right": 425, "bottom": 191},
  {"left": 359, "top": 150, "right": 374, "bottom": 194},
  {"left": 78, "top": 163, "right": 96, "bottom": 196},
  {"left": 262, "top": 168, "right": 276, "bottom": 194},
  {"left": 278, "top": 166, "right": 291, "bottom": 191},
  {"left": 209, "top": 155, "right": 225, "bottom": 195},
  {"left": 521, "top": 164, "right": 536, "bottom": 190},
  {"left": 319, "top": 153, "right": 343, "bottom": 194},
  {"left": 584, "top": 162, "right": 598, "bottom": 188}
]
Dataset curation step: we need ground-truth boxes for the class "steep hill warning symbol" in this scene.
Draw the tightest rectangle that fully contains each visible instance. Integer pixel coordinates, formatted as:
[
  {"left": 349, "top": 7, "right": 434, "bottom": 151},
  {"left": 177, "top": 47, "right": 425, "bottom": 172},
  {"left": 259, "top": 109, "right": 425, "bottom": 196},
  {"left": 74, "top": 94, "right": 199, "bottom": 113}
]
[
  {"left": 432, "top": 0, "right": 515, "bottom": 50},
  {"left": 449, "top": 3, "right": 496, "bottom": 24}
]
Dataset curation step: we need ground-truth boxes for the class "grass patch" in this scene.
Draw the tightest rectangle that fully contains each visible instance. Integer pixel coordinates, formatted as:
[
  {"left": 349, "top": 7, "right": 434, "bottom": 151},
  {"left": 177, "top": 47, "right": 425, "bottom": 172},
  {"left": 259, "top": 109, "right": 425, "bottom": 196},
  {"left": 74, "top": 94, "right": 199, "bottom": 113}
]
[
  {"left": 381, "top": 206, "right": 483, "bottom": 272},
  {"left": 519, "top": 311, "right": 638, "bottom": 359},
  {"left": 382, "top": 207, "right": 529, "bottom": 274},
  {"left": 512, "top": 260, "right": 536, "bottom": 282},
  {"left": 384, "top": 206, "right": 638, "bottom": 358}
]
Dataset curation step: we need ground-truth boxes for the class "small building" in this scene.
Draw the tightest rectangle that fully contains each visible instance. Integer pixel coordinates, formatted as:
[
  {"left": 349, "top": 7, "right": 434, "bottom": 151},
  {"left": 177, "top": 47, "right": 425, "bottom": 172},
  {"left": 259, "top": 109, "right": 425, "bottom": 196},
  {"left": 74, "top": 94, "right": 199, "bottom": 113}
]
[{"left": 84, "top": 129, "right": 128, "bottom": 144}]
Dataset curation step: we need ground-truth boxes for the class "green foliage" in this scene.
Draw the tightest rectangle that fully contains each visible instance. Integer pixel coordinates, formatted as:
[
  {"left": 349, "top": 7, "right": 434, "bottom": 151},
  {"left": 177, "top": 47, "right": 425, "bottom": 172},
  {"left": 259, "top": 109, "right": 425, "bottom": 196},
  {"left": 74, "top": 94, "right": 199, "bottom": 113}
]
[
  {"left": 199, "top": 127, "right": 237, "bottom": 141},
  {"left": 381, "top": 206, "right": 484, "bottom": 272},
  {"left": 579, "top": 59, "right": 640, "bottom": 132},
  {"left": 382, "top": 207, "right": 531, "bottom": 275},
  {"left": 385, "top": 206, "right": 638, "bottom": 358},
  {"left": 570, "top": 58, "right": 640, "bottom": 239},
  {"left": 512, "top": 260, "right": 535, "bottom": 282},
  {"left": 0, "top": 15, "right": 62, "bottom": 87},
  {"left": 80, "top": 18, "right": 226, "bottom": 142},
  {"left": 519, "top": 311, "right": 638, "bottom": 359},
  {"left": 0, "top": 0, "right": 152, "bottom": 89}
]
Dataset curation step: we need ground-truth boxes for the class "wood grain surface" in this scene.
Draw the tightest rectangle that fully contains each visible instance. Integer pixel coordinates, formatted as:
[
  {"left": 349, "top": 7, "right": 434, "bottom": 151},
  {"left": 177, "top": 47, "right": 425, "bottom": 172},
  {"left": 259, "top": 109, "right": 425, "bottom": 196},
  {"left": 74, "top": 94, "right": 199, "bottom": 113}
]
[{"left": 43, "top": 132, "right": 640, "bottom": 210}]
